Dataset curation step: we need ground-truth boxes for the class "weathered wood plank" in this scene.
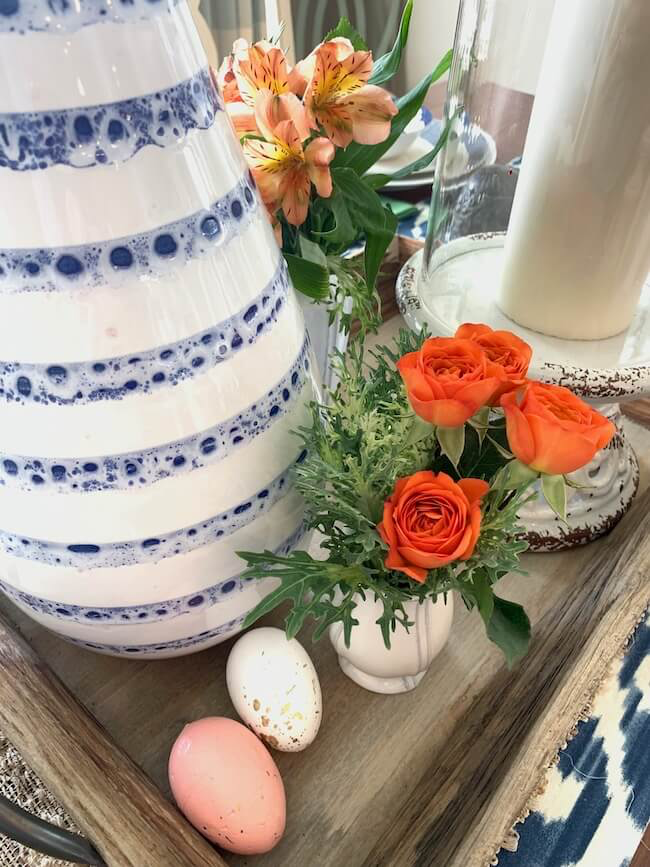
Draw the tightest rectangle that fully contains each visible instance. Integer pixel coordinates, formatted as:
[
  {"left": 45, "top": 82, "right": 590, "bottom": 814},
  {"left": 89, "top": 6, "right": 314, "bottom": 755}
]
[
  {"left": 0, "top": 611, "right": 227, "bottom": 867},
  {"left": 631, "top": 825, "right": 650, "bottom": 867},
  {"left": 624, "top": 398, "right": 650, "bottom": 429}
]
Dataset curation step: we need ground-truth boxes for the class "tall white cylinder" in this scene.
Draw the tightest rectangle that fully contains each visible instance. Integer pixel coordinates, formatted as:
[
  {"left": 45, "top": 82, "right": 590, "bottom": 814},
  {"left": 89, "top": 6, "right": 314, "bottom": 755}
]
[{"left": 498, "top": 0, "right": 650, "bottom": 340}]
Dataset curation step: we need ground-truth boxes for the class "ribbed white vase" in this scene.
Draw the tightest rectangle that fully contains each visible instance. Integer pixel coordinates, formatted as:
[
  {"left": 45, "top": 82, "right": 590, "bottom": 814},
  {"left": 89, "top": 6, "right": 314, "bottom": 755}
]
[
  {"left": 0, "top": 1, "right": 315, "bottom": 657},
  {"left": 329, "top": 592, "right": 454, "bottom": 694}
]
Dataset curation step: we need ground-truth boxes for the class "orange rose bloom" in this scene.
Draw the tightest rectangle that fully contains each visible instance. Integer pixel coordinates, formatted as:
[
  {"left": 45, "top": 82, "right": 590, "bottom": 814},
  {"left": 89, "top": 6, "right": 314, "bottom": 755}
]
[
  {"left": 455, "top": 323, "right": 532, "bottom": 403},
  {"left": 377, "top": 471, "right": 490, "bottom": 583},
  {"left": 397, "top": 337, "right": 498, "bottom": 428},
  {"left": 501, "top": 382, "right": 616, "bottom": 475}
]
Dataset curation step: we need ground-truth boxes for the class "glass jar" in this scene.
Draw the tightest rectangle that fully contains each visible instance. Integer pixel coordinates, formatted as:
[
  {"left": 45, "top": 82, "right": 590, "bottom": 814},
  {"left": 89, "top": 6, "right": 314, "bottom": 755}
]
[{"left": 419, "top": 0, "right": 650, "bottom": 342}]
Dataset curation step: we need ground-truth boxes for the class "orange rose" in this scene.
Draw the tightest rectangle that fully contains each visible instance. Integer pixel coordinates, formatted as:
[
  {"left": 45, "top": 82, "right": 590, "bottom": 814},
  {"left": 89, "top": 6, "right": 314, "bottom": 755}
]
[
  {"left": 397, "top": 337, "right": 498, "bottom": 428},
  {"left": 500, "top": 382, "right": 616, "bottom": 475},
  {"left": 377, "top": 471, "right": 490, "bottom": 583},
  {"left": 455, "top": 323, "right": 532, "bottom": 403}
]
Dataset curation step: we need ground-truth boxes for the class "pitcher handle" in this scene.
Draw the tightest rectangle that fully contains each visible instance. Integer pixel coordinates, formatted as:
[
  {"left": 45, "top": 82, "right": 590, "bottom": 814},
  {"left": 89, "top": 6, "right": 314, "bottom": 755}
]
[{"left": 0, "top": 793, "right": 106, "bottom": 866}]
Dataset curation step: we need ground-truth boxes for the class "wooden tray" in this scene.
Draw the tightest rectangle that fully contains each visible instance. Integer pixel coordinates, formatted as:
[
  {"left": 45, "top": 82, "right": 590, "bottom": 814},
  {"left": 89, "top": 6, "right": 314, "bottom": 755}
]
[{"left": 2, "top": 327, "right": 650, "bottom": 866}]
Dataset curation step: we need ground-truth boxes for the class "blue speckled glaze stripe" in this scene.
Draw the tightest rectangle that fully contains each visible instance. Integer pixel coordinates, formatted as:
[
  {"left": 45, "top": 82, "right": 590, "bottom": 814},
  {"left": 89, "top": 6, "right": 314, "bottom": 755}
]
[
  {"left": 0, "top": 453, "right": 306, "bottom": 568},
  {"left": 0, "top": 67, "right": 221, "bottom": 171},
  {"left": 0, "top": 335, "right": 311, "bottom": 492},
  {"left": 0, "top": 523, "right": 305, "bottom": 624},
  {"left": 68, "top": 613, "right": 247, "bottom": 654},
  {"left": 0, "top": 174, "right": 259, "bottom": 293},
  {"left": 0, "top": 259, "right": 289, "bottom": 407},
  {"left": 0, "top": 0, "right": 179, "bottom": 34}
]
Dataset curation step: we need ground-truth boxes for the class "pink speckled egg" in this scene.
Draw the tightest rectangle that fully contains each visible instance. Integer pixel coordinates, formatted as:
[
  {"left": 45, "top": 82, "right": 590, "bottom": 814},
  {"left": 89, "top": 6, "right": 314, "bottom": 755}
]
[{"left": 168, "top": 717, "right": 286, "bottom": 855}]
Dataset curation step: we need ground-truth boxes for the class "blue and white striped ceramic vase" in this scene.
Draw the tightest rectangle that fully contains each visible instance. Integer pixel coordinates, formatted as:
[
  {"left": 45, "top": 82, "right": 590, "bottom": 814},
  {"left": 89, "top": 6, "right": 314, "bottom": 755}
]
[{"left": 0, "top": 1, "right": 315, "bottom": 657}]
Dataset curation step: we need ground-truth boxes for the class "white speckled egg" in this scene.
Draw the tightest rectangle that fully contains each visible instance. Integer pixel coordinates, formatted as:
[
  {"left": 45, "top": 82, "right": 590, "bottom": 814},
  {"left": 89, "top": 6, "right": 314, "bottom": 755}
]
[{"left": 226, "top": 627, "right": 322, "bottom": 751}]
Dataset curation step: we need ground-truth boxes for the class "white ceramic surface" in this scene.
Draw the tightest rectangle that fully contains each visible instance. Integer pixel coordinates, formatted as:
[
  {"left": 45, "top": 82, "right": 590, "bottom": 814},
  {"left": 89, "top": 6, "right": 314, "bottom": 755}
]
[
  {"left": 329, "top": 592, "right": 454, "bottom": 694},
  {"left": 0, "top": 0, "right": 315, "bottom": 657}
]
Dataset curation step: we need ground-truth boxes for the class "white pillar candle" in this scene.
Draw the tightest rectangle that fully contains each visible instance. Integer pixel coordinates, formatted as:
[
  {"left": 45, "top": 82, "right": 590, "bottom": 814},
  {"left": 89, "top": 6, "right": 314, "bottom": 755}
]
[{"left": 498, "top": 0, "right": 650, "bottom": 340}]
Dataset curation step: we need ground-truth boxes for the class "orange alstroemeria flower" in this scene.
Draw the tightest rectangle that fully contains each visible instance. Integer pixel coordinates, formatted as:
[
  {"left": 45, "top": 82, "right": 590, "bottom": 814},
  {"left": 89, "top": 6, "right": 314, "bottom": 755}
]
[
  {"left": 397, "top": 337, "right": 499, "bottom": 428},
  {"left": 300, "top": 37, "right": 397, "bottom": 147},
  {"left": 218, "top": 39, "right": 307, "bottom": 137},
  {"left": 243, "top": 92, "right": 334, "bottom": 226},
  {"left": 235, "top": 39, "right": 306, "bottom": 107},
  {"left": 378, "top": 471, "right": 489, "bottom": 583},
  {"left": 455, "top": 323, "right": 533, "bottom": 404},
  {"left": 500, "top": 381, "right": 616, "bottom": 475},
  {"left": 216, "top": 40, "right": 248, "bottom": 103}
]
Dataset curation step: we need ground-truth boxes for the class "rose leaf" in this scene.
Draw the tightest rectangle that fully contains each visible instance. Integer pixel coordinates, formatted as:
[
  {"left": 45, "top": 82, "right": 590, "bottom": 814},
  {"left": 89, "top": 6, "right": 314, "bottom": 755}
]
[
  {"left": 541, "top": 473, "right": 568, "bottom": 522},
  {"left": 405, "top": 415, "right": 435, "bottom": 447},
  {"left": 504, "top": 459, "right": 540, "bottom": 488},
  {"left": 486, "top": 595, "right": 531, "bottom": 668},
  {"left": 437, "top": 424, "right": 466, "bottom": 469},
  {"left": 486, "top": 433, "right": 514, "bottom": 462},
  {"left": 468, "top": 406, "right": 491, "bottom": 448}
]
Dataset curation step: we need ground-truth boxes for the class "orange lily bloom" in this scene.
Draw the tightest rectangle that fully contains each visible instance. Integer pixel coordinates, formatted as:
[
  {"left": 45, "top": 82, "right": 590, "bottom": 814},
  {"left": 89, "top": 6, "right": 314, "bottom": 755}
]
[
  {"left": 300, "top": 37, "right": 397, "bottom": 147},
  {"left": 243, "top": 92, "right": 334, "bottom": 226}
]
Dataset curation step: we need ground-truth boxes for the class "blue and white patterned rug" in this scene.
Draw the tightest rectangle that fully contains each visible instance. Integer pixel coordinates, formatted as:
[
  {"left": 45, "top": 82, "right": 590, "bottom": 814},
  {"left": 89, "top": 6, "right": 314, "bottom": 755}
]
[{"left": 495, "top": 613, "right": 650, "bottom": 867}]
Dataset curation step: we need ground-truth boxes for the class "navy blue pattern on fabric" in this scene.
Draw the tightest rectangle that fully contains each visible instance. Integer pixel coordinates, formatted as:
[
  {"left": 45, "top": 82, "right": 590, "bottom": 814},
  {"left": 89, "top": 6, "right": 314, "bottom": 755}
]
[{"left": 497, "top": 615, "right": 650, "bottom": 867}]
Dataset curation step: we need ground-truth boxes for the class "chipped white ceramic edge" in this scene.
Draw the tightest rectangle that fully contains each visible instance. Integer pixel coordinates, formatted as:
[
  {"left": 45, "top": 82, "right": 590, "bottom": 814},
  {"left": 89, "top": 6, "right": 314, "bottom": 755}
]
[{"left": 396, "top": 249, "right": 650, "bottom": 402}]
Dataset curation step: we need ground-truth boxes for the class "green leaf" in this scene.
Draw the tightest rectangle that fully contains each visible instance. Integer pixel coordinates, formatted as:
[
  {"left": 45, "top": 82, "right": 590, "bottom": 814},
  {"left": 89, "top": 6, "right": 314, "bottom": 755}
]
[
  {"left": 469, "top": 406, "right": 491, "bottom": 448},
  {"left": 324, "top": 16, "right": 367, "bottom": 51},
  {"left": 366, "top": 116, "right": 452, "bottom": 189},
  {"left": 437, "top": 424, "right": 466, "bottom": 469},
  {"left": 364, "top": 205, "right": 398, "bottom": 292},
  {"left": 283, "top": 253, "right": 330, "bottom": 301},
  {"left": 239, "top": 550, "right": 368, "bottom": 638},
  {"left": 331, "top": 167, "right": 398, "bottom": 291},
  {"left": 368, "top": 0, "right": 413, "bottom": 86},
  {"left": 503, "top": 459, "right": 539, "bottom": 488},
  {"left": 310, "top": 194, "right": 358, "bottom": 252},
  {"left": 486, "top": 434, "right": 515, "bottom": 462},
  {"left": 334, "top": 49, "right": 453, "bottom": 176},
  {"left": 299, "top": 234, "right": 328, "bottom": 268},
  {"left": 405, "top": 416, "right": 435, "bottom": 448},
  {"left": 486, "top": 595, "right": 531, "bottom": 668},
  {"left": 332, "top": 167, "right": 390, "bottom": 229},
  {"left": 541, "top": 473, "right": 568, "bottom": 522},
  {"left": 471, "top": 571, "right": 495, "bottom": 626}
]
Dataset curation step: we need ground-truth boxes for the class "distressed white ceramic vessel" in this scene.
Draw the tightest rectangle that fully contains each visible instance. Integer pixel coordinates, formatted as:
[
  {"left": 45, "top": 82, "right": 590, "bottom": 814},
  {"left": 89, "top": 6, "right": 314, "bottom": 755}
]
[
  {"left": 0, "top": 1, "right": 315, "bottom": 657},
  {"left": 329, "top": 593, "right": 454, "bottom": 694}
]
